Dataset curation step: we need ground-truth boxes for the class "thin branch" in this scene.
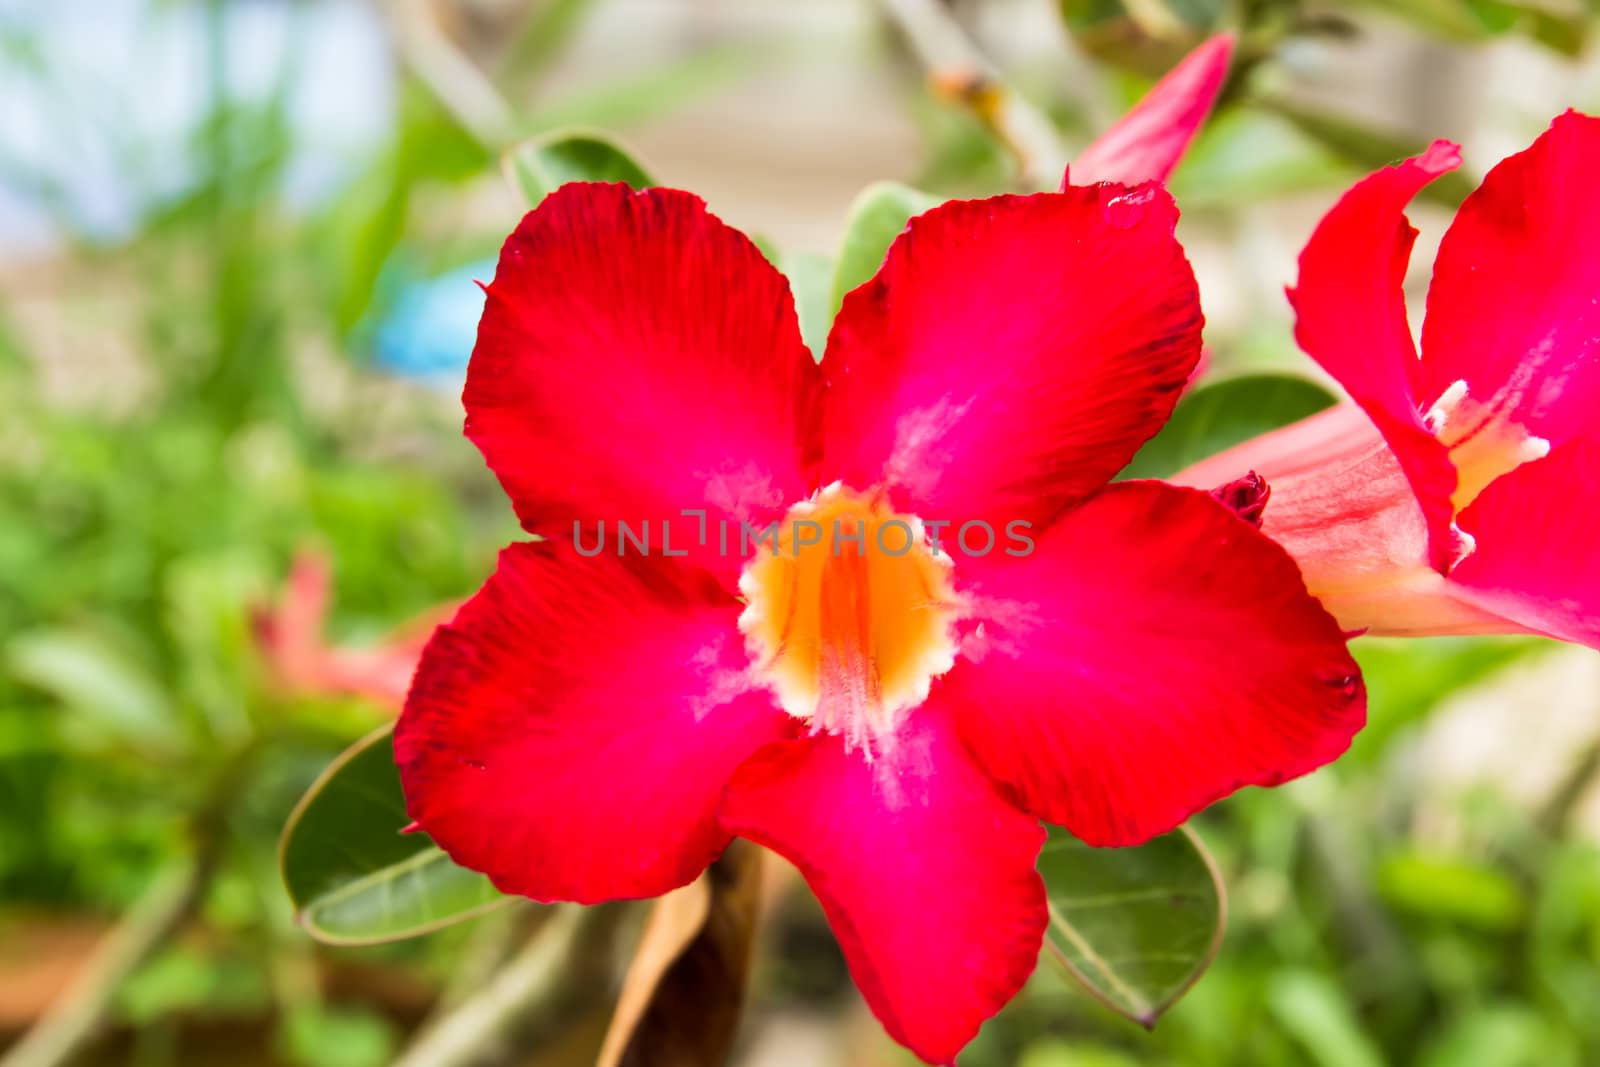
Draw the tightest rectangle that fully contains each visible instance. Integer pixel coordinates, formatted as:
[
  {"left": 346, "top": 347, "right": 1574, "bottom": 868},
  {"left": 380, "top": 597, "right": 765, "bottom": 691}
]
[
  {"left": 387, "top": 0, "right": 518, "bottom": 149},
  {"left": 389, "top": 903, "right": 622, "bottom": 1067},
  {"left": 878, "top": 0, "right": 1070, "bottom": 189},
  {"left": 1, "top": 839, "right": 223, "bottom": 1067}
]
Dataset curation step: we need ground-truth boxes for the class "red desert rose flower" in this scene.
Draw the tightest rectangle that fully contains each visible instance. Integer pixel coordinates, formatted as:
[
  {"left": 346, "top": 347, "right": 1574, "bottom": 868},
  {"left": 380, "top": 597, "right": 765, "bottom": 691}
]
[
  {"left": 1177, "top": 111, "right": 1600, "bottom": 647},
  {"left": 395, "top": 179, "right": 1365, "bottom": 1064}
]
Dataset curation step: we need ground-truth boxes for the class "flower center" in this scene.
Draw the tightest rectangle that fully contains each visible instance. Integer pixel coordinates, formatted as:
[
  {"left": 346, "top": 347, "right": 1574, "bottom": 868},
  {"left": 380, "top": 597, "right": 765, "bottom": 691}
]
[
  {"left": 1426, "top": 378, "right": 1550, "bottom": 515},
  {"left": 736, "top": 483, "right": 958, "bottom": 754}
]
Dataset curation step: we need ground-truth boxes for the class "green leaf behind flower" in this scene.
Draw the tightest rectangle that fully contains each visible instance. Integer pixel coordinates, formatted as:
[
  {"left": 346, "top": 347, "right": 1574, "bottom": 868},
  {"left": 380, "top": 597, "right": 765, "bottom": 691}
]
[
  {"left": 279, "top": 725, "right": 508, "bottom": 945},
  {"left": 830, "top": 181, "right": 940, "bottom": 316},
  {"left": 501, "top": 129, "right": 654, "bottom": 208},
  {"left": 1040, "top": 824, "right": 1226, "bottom": 1027},
  {"left": 1121, "top": 372, "right": 1338, "bottom": 480},
  {"left": 775, "top": 250, "right": 835, "bottom": 359}
]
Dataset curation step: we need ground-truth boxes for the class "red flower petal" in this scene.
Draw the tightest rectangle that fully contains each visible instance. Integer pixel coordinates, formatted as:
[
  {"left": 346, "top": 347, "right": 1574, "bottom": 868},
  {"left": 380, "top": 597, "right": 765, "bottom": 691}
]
[
  {"left": 396, "top": 543, "right": 792, "bottom": 903},
  {"left": 945, "top": 481, "right": 1365, "bottom": 847},
  {"left": 1450, "top": 437, "right": 1600, "bottom": 647},
  {"left": 719, "top": 704, "right": 1046, "bottom": 1065},
  {"left": 1289, "top": 142, "right": 1464, "bottom": 571},
  {"left": 820, "top": 186, "right": 1202, "bottom": 532},
  {"left": 466, "top": 183, "right": 823, "bottom": 585},
  {"left": 1173, "top": 405, "right": 1513, "bottom": 637},
  {"left": 1071, "top": 34, "right": 1235, "bottom": 186},
  {"left": 1418, "top": 111, "right": 1600, "bottom": 451}
]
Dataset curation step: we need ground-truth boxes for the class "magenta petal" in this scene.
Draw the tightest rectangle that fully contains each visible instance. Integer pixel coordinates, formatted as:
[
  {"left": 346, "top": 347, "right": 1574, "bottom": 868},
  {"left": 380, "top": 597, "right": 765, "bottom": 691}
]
[
  {"left": 1418, "top": 111, "right": 1600, "bottom": 451},
  {"left": 821, "top": 187, "right": 1202, "bottom": 532},
  {"left": 720, "top": 704, "right": 1046, "bottom": 1066},
  {"left": 466, "top": 183, "right": 823, "bottom": 585},
  {"left": 946, "top": 481, "right": 1365, "bottom": 847},
  {"left": 396, "top": 543, "right": 792, "bottom": 904},
  {"left": 1289, "top": 142, "right": 1465, "bottom": 571},
  {"left": 1071, "top": 34, "right": 1235, "bottom": 186},
  {"left": 1449, "top": 437, "right": 1600, "bottom": 648}
]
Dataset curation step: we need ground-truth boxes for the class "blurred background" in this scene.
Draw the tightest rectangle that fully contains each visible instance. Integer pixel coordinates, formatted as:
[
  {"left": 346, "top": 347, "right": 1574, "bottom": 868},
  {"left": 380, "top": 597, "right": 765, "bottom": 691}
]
[{"left": 4, "top": 1, "right": 1600, "bottom": 1065}]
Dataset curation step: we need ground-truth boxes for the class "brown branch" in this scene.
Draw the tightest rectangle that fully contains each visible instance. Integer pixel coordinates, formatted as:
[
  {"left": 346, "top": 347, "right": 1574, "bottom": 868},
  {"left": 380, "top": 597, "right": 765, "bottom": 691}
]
[
  {"left": 878, "top": 0, "right": 1070, "bottom": 189},
  {"left": 0, "top": 826, "right": 225, "bottom": 1067},
  {"left": 389, "top": 903, "right": 623, "bottom": 1067},
  {"left": 387, "top": 0, "right": 518, "bottom": 149}
]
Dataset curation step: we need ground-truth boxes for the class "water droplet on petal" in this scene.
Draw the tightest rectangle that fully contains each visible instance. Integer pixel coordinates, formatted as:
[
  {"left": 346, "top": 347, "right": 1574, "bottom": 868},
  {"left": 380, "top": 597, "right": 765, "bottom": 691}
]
[{"left": 1103, "top": 187, "right": 1155, "bottom": 229}]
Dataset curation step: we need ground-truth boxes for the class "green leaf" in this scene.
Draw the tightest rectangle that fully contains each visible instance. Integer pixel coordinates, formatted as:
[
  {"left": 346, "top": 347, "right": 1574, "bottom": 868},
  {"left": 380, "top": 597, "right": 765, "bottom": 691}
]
[
  {"left": 830, "top": 182, "right": 939, "bottom": 316},
  {"left": 1267, "top": 970, "right": 1386, "bottom": 1067},
  {"left": 1120, "top": 373, "right": 1338, "bottom": 480},
  {"left": 1168, "top": 109, "right": 1354, "bottom": 208},
  {"left": 775, "top": 250, "right": 835, "bottom": 359},
  {"left": 1039, "top": 825, "right": 1225, "bottom": 1027},
  {"left": 1376, "top": 851, "right": 1526, "bottom": 931},
  {"left": 1417, "top": 1005, "right": 1570, "bottom": 1067},
  {"left": 6, "top": 628, "right": 186, "bottom": 756},
  {"left": 1259, "top": 101, "right": 1478, "bottom": 207},
  {"left": 279, "top": 726, "right": 508, "bottom": 945},
  {"left": 501, "top": 129, "right": 654, "bottom": 209}
]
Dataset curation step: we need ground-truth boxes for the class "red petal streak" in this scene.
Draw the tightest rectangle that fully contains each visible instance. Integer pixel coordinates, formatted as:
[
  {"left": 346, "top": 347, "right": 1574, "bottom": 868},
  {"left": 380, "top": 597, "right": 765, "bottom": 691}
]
[
  {"left": 1419, "top": 111, "right": 1600, "bottom": 452},
  {"left": 1289, "top": 142, "right": 1464, "bottom": 571},
  {"left": 1071, "top": 34, "right": 1235, "bottom": 186},
  {"left": 397, "top": 544, "right": 792, "bottom": 903},
  {"left": 1174, "top": 405, "right": 1518, "bottom": 636},
  {"left": 946, "top": 481, "right": 1365, "bottom": 846},
  {"left": 466, "top": 183, "right": 823, "bottom": 585},
  {"left": 821, "top": 187, "right": 1203, "bottom": 532},
  {"left": 719, "top": 705, "right": 1046, "bottom": 1065}
]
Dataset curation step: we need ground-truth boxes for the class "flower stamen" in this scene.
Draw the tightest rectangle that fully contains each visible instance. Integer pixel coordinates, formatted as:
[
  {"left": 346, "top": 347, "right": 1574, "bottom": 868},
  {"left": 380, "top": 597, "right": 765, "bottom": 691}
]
[
  {"left": 1425, "top": 378, "right": 1550, "bottom": 513},
  {"left": 737, "top": 484, "right": 958, "bottom": 755}
]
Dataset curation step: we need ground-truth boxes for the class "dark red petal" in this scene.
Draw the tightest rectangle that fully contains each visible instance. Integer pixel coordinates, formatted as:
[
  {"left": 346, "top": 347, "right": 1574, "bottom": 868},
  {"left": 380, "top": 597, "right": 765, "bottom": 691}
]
[
  {"left": 946, "top": 481, "right": 1365, "bottom": 847},
  {"left": 396, "top": 543, "right": 792, "bottom": 904},
  {"left": 1071, "top": 34, "right": 1235, "bottom": 186},
  {"left": 1449, "top": 436, "right": 1600, "bottom": 648},
  {"left": 719, "top": 705, "right": 1046, "bottom": 1066},
  {"left": 466, "top": 183, "right": 823, "bottom": 585},
  {"left": 1208, "top": 469, "right": 1270, "bottom": 527},
  {"left": 820, "top": 186, "right": 1202, "bottom": 531},
  {"left": 1418, "top": 111, "right": 1600, "bottom": 451},
  {"left": 1289, "top": 142, "right": 1464, "bottom": 571}
]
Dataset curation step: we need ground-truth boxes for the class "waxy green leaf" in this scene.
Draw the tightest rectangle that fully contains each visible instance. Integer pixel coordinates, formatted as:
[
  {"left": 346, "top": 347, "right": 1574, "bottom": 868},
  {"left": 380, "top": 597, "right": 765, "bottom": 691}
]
[
  {"left": 1259, "top": 101, "right": 1477, "bottom": 207},
  {"left": 775, "top": 249, "right": 835, "bottom": 359},
  {"left": 279, "top": 725, "right": 508, "bottom": 945},
  {"left": 501, "top": 129, "right": 654, "bottom": 208},
  {"left": 1040, "top": 824, "right": 1225, "bottom": 1027},
  {"left": 1121, "top": 372, "right": 1339, "bottom": 480},
  {"left": 830, "top": 181, "right": 940, "bottom": 315}
]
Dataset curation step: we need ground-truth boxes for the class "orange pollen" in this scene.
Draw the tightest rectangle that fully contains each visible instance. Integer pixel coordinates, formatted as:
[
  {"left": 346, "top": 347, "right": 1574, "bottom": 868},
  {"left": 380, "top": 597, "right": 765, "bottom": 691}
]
[{"left": 736, "top": 484, "right": 959, "bottom": 754}]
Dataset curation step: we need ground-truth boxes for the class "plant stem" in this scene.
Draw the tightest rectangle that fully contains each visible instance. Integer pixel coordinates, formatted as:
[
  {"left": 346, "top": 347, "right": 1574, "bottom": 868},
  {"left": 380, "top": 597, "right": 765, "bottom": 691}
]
[
  {"left": 0, "top": 849, "right": 221, "bottom": 1067},
  {"left": 389, "top": 903, "right": 622, "bottom": 1067},
  {"left": 877, "top": 0, "right": 1070, "bottom": 189},
  {"left": 387, "top": 0, "right": 518, "bottom": 150},
  {"left": 0, "top": 739, "right": 248, "bottom": 1067}
]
